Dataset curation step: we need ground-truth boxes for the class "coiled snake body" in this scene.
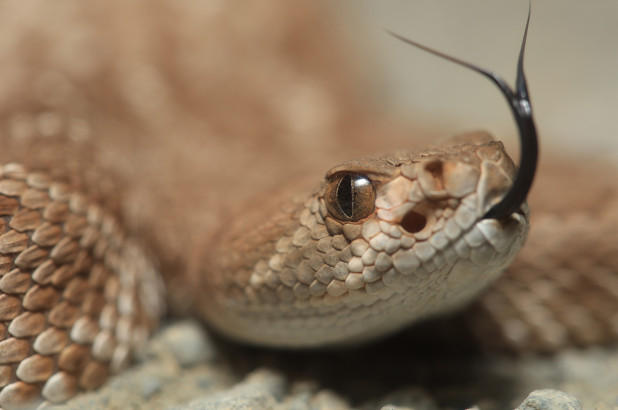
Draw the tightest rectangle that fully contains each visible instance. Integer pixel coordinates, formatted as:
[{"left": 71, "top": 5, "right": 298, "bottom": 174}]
[{"left": 0, "top": 2, "right": 616, "bottom": 408}]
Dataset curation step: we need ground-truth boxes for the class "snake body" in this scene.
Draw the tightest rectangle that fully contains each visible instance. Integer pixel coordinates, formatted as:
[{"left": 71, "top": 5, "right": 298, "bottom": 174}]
[
  {"left": 0, "top": 1, "right": 616, "bottom": 408},
  {"left": 1, "top": 134, "right": 530, "bottom": 407}
]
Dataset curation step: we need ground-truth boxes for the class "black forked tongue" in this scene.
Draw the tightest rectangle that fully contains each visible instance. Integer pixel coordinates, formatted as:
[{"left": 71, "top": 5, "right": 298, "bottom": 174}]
[{"left": 387, "top": 5, "right": 538, "bottom": 220}]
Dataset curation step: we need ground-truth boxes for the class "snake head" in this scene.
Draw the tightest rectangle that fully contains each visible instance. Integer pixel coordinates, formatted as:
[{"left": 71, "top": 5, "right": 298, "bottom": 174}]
[
  {"left": 306, "top": 132, "right": 529, "bottom": 345},
  {"left": 202, "top": 132, "right": 529, "bottom": 348},
  {"left": 201, "top": 8, "right": 537, "bottom": 348}
]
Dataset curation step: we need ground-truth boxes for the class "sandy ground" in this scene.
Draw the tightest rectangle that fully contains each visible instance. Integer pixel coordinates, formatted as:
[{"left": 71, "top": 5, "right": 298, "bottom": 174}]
[{"left": 58, "top": 320, "right": 616, "bottom": 409}]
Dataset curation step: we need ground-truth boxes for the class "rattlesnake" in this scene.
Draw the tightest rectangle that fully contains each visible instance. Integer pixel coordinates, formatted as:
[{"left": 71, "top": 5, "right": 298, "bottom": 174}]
[{"left": 0, "top": 1, "right": 616, "bottom": 409}]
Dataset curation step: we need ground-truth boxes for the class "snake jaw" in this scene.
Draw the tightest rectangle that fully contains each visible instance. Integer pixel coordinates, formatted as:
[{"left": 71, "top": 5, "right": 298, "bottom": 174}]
[{"left": 354, "top": 138, "right": 529, "bottom": 318}]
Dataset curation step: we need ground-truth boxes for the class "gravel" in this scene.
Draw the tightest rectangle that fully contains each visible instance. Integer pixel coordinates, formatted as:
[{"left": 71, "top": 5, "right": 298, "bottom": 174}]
[
  {"left": 54, "top": 320, "right": 618, "bottom": 409},
  {"left": 515, "top": 390, "right": 582, "bottom": 410}
]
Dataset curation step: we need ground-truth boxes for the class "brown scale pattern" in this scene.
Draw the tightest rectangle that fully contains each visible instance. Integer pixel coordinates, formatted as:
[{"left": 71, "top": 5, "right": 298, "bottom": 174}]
[
  {"left": 0, "top": 164, "right": 163, "bottom": 409},
  {"left": 467, "top": 161, "right": 618, "bottom": 353}
]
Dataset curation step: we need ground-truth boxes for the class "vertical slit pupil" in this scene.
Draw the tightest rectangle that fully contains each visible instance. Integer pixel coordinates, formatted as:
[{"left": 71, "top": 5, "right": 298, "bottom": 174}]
[{"left": 337, "top": 175, "right": 354, "bottom": 218}]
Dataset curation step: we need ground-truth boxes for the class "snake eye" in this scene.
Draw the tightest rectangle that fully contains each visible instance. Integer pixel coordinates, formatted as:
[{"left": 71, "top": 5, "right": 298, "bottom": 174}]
[{"left": 325, "top": 173, "right": 375, "bottom": 222}]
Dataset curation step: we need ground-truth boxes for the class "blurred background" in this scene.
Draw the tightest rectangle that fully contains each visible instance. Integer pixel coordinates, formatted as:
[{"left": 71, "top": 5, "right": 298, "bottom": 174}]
[{"left": 331, "top": 0, "right": 618, "bottom": 163}]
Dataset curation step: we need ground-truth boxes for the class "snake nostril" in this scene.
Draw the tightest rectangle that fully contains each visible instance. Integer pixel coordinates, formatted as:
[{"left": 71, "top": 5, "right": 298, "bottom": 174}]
[{"left": 401, "top": 210, "right": 427, "bottom": 234}]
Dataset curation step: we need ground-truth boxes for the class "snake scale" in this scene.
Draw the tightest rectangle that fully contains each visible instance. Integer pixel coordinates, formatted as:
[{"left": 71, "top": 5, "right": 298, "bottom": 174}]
[{"left": 0, "top": 1, "right": 616, "bottom": 408}]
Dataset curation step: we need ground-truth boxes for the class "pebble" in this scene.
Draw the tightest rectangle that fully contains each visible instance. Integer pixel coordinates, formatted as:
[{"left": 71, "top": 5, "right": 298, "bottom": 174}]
[
  {"left": 140, "top": 374, "right": 163, "bottom": 399},
  {"left": 156, "top": 320, "right": 217, "bottom": 367},
  {"left": 377, "top": 388, "right": 437, "bottom": 410},
  {"left": 515, "top": 389, "right": 583, "bottom": 410},
  {"left": 58, "top": 320, "right": 617, "bottom": 409},
  {"left": 177, "top": 369, "right": 286, "bottom": 410}
]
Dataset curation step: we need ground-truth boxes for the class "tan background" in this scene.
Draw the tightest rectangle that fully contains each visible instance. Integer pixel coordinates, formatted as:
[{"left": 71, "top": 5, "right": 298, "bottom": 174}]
[{"left": 331, "top": 0, "right": 618, "bottom": 163}]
